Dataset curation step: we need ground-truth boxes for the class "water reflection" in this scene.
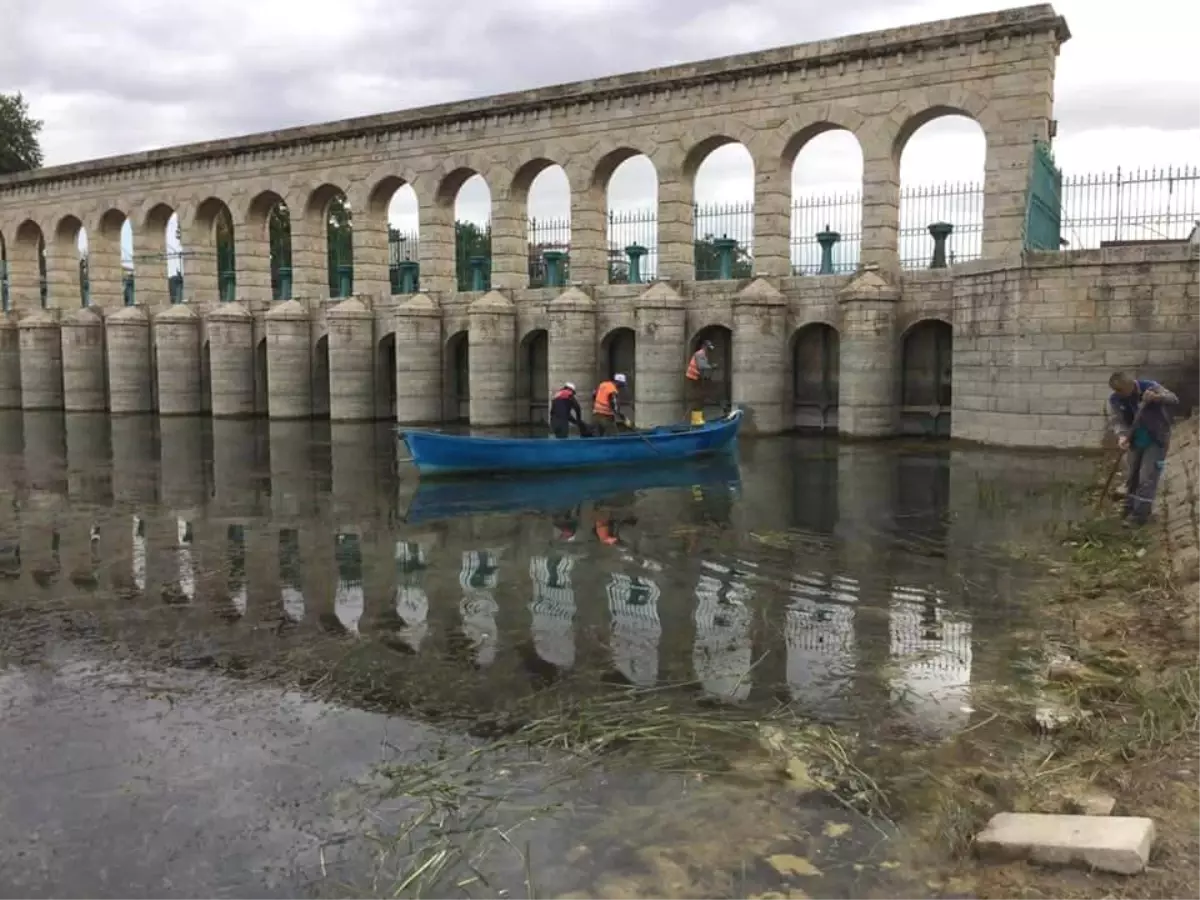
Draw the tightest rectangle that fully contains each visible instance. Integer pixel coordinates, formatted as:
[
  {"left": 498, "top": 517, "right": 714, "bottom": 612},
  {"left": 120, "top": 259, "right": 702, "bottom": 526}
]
[{"left": 0, "top": 411, "right": 1093, "bottom": 736}]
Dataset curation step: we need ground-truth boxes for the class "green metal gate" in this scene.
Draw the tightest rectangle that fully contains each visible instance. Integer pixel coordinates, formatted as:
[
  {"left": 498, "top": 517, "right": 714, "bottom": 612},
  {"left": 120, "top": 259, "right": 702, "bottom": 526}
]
[{"left": 1024, "top": 140, "right": 1063, "bottom": 251}]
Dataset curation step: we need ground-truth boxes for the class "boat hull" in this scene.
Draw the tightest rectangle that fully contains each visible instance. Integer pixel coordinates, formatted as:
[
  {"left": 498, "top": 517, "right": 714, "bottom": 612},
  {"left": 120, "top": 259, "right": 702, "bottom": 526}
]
[{"left": 398, "top": 410, "right": 742, "bottom": 477}]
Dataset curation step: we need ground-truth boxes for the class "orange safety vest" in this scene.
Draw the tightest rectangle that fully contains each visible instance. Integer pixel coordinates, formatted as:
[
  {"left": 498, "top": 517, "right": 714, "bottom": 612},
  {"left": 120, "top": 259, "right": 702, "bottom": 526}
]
[
  {"left": 686, "top": 350, "right": 705, "bottom": 381},
  {"left": 594, "top": 520, "right": 618, "bottom": 545},
  {"left": 593, "top": 380, "right": 618, "bottom": 417}
]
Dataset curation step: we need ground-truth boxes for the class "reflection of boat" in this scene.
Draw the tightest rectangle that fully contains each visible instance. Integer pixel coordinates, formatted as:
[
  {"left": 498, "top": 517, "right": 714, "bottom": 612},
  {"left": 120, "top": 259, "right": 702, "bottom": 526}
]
[
  {"left": 398, "top": 409, "right": 742, "bottom": 477},
  {"left": 403, "top": 455, "right": 741, "bottom": 525}
]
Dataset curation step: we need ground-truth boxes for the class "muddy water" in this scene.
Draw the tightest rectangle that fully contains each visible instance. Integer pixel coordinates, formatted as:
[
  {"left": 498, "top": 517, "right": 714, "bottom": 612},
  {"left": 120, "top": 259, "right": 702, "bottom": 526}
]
[{"left": 0, "top": 411, "right": 1094, "bottom": 898}]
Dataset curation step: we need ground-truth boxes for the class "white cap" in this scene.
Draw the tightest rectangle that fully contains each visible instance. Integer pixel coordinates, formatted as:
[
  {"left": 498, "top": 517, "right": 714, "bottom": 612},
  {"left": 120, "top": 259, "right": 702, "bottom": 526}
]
[
  {"left": 563, "top": 382, "right": 576, "bottom": 392},
  {"left": 614, "top": 373, "right": 627, "bottom": 384}
]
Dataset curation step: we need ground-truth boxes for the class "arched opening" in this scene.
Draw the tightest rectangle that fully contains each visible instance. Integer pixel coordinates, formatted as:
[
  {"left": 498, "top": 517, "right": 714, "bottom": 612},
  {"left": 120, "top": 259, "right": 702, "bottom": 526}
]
[
  {"left": 379, "top": 332, "right": 397, "bottom": 418},
  {"left": 445, "top": 331, "right": 469, "bottom": 422},
  {"left": 599, "top": 327, "right": 636, "bottom": 403},
  {"left": 96, "top": 209, "right": 130, "bottom": 307},
  {"left": 691, "top": 325, "right": 732, "bottom": 414},
  {"left": 787, "top": 128, "right": 864, "bottom": 274},
  {"left": 689, "top": 139, "right": 755, "bottom": 281},
  {"left": 313, "top": 333, "right": 331, "bottom": 417},
  {"left": 142, "top": 203, "right": 179, "bottom": 305},
  {"left": 195, "top": 197, "right": 237, "bottom": 302},
  {"left": 118, "top": 219, "right": 134, "bottom": 305},
  {"left": 518, "top": 329, "right": 549, "bottom": 424},
  {"left": 55, "top": 216, "right": 88, "bottom": 307},
  {"left": 254, "top": 337, "right": 268, "bottom": 415},
  {"left": 200, "top": 340, "right": 212, "bottom": 414},
  {"left": 791, "top": 323, "right": 840, "bottom": 431},
  {"left": 900, "top": 319, "right": 953, "bottom": 437},
  {"left": 372, "top": 179, "right": 419, "bottom": 295},
  {"left": 438, "top": 169, "right": 492, "bottom": 292},
  {"left": 601, "top": 151, "right": 658, "bottom": 284},
  {"left": 517, "top": 161, "right": 570, "bottom": 288},
  {"left": 897, "top": 113, "right": 986, "bottom": 268},
  {"left": 248, "top": 191, "right": 292, "bottom": 301},
  {"left": 307, "top": 184, "right": 353, "bottom": 299},
  {"left": 166, "top": 211, "right": 183, "bottom": 302},
  {"left": 14, "top": 220, "right": 47, "bottom": 309}
]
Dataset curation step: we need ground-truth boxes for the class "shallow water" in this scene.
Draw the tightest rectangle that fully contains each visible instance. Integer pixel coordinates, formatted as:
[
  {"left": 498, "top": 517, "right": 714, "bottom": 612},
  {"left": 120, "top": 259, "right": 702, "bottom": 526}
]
[{"left": 0, "top": 411, "right": 1095, "bottom": 897}]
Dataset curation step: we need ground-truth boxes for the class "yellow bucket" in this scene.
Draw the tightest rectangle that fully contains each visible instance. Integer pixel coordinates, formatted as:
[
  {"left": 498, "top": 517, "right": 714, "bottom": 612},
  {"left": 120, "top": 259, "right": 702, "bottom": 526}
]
[{"left": 690, "top": 410, "right": 705, "bottom": 426}]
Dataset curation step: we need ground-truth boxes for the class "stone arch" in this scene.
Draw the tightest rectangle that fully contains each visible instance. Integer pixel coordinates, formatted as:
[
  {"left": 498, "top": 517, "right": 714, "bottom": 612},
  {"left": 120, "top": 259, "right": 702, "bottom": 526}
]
[
  {"left": 599, "top": 327, "right": 636, "bottom": 402},
  {"left": 141, "top": 202, "right": 180, "bottom": 302},
  {"left": 510, "top": 157, "right": 572, "bottom": 288},
  {"left": 15, "top": 219, "right": 47, "bottom": 307},
  {"left": 685, "top": 135, "right": 756, "bottom": 281},
  {"left": 313, "top": 332, "right": 331, "bottom": 418},
  {"left": 306, "top": 183, "right": 353, "bottom": 299},
  {"left": 362, "top": 172, "right": 421, "bottom": 296},
  {"left": 378, "top": 331, "right": 397, "bottom": 418},
  {"left": 247, "top": 189, "right": 292, "bottom": 301},
  {"left": 900, "top": 318, "right": 953, "bottom": 437},
  {"left": 789, "top": 322, "right": 840, "bottom": 431},
  {"left": 54, "top": 214, "right": 89, "bottom": 306},
  {"left": 444, "top": 330, "right": 469, "bottom": 422},
  {"left": 889, "top": 87, "right": 992, "bottom": 160},
  {"left": 591, "top": 147, "right": 659, "bottom": 284},
  {"left": 436, "top": 166, "right": 492, "bottom": 293},
  {"left": 193, "top": 197, "right": 237, "bottom": 302},
  {"left": 517, "top": 328, "right": 549, "bottom": 424},
  {"left": 785, "top": 121, "right": 866, "bottom": 275},
  {"left": 690, "top": 323, "right": 733, "bottom": 412}
]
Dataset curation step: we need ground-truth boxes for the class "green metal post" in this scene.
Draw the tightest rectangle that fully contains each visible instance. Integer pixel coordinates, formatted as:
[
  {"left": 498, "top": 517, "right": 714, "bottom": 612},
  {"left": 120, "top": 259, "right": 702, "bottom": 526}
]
[
  {"left": 928, "top": 222, "right": 953, "bottom": 269},
  {"left": 277, "top": 267, "right": 292, "bottom": 301},
  {"left": 40, "top": 278, "right": 48, "bottom": 308},
  {"left": 543, "top": 250, "right": 566, "bottom": 288},
  {"left": 123, "top": 274, "right": 135, "bottom": 307},
  {"left": 713, "top": 237, "right": 738, "bottom": 281},
  {"left": 220, "top": 270, "right": 237, "bottom": 302},
  {"left": 625, "top": 244, "right": 647, "bottom": 284},
  {"left": 336, "top": 264, "right": 353, "bottom": 299},
  {"left": 398, "top": 261, "right": 419, "bottom": 294},
  {"left": 816, "top": 226, "right": 840, "bottom": 275},
  {"left": 81, "top": 277, "right": 90, "bottom": 307},
  {"left": 169, "top": 276, "right": 183, "bottom": 304},
  {"left": 469, "top": 256, "right": 488, "bottom": 292},
  {"left": 1, "top": 262, "right": 8, "bottom": 312}
]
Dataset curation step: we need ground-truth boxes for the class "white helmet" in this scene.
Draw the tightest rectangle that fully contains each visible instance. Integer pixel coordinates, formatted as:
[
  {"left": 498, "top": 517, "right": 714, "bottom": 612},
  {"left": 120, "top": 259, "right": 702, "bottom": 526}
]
[
  {"left": 614, "top": 373, "right": 627, "bottom": 384},
  {"left": 563, "top": 382, "right": 576, "bottom": 392}
]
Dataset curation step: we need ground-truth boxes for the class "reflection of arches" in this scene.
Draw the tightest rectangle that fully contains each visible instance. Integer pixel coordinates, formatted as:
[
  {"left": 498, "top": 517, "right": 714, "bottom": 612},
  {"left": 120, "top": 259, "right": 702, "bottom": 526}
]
[
  {"left": 200, "top": 339, "right": 212, "bottom": 414},
  {"left": 691, "top": 325, "right": 732, "bottom": 411},
  {"left": 247, "top": 191, "right": 292, "bottom": 301},
  {"left": 900, "top": 319, "right": 953, "bottom": 437},
  {"left": 254, "top": 338, "right": 268, "bottom": 415},
  {"left": 599, "top": 327, "right": 636, "bottom": 402},
  {"left": 313, "top": 334, "right": 331, "bottom": 417},
  {"left": 790, "top": 323, "right": 839, "bottom": 431},
  {"left": 379, "top": 332, "right": 397, "bottom": 418},
  {"left": 445, "top": 331, "right": 469, "bottom": 422},
  {"left": 518, "top": 329, "right": 549, "bottom": 424}
]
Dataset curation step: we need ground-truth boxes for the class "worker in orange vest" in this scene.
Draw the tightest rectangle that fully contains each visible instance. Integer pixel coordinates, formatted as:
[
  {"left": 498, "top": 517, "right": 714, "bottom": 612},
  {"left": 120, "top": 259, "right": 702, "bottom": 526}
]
[
  {"left": 592, "top": 373, "right": 627, "bottom": 436},
  {"left": 685, "top": 340, "right": 716, "bottom": 424}
]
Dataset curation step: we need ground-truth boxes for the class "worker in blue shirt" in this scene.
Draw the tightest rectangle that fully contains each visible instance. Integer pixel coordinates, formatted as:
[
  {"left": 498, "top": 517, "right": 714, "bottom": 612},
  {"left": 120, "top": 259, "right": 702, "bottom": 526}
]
[{"left": 1107, "top": 371, "right": 1179, "bottom": 526}]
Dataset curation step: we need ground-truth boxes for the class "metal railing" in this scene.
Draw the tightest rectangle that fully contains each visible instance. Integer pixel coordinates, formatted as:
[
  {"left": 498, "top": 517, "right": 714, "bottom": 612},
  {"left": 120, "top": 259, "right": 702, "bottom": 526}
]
[{"left": 1060, "top": 165, "right": 1200, "bottom": 249}]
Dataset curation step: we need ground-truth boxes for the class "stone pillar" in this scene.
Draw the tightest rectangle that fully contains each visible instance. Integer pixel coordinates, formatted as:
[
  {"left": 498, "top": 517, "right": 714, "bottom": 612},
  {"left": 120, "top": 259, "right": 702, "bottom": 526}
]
[
  {"left": 752, "top": 161, "right": 791, "bottom": 278},
  {"left": 548, "top": 287, "right": 596, "bottom": 400},
  {"left": 88, "top": 223, "right": 124, "bottom": 309},
  {"left": 419, "top": 196, "right": 456, "bottom": 295},
  {"left": 185, "top": 216, "right": 220, "bottom": 306},
  {"left": 206, "top": 303, "right": 256, "bottom": 416},
  {"left": 236, "top": 214, "right": 273, "bottom": 303},
  {"left": 569, "top": 167, "right": 607, "bottom": 286},
  {"left": 860, "top": 147, "right": 900, "bottom": 278},
  {"left": 0, "top": 315, "right": 21, "bottom": 408},
  {"left": 327, "top": 297, "right": 376, "bottom": 421},
  {"left": 983, "top": 114, "right": 1052, "bottom": 262},
  {"left": 353, "top": 210, "right": 390, "bottom": 299},
  {"left": 45, "top": 229, "right": 78, "bottom": 310},
  {"left": 634, "top": 282, "right": 686, "bottom": 427},
  {"left": 732, "top": 278, "right": 787, "bottom": 434},
  {"left": 929, "top": 222, "right": 953, "bottom": 269},
  {"left": 836, "top": 267, "right": 900, "bottom": 437},
  {"left": 467, "top": 290, "right": 516, "bottom": 426},
  {"left": 395, "top": 294, "right": 442, "bottom": 424},
  {"left": 153, "top": 304, "right": 203, "bottom": 415},
  {"left": 105, "top": 306, "right": 154, "bottom": 413},
  {"left": 817, "top": 227, "right": 841, "bottom": 275},
  {"left": 61, "top": 307, "right": 107, "bottom": 412},
  {"left": 291, "top": 201, "right": 328, "bottom": 301},
  {"left": 489, "top": 192, "right": 526, "bottom": 290},
  {"left": 18, "top": 311, "right": 64, "bottom": 410},
  {"left": 656, "top": 167, "right": 694, "bottom": 281},
  {"left": 265, "top": 300, "right": 313, "bottom": 419}
]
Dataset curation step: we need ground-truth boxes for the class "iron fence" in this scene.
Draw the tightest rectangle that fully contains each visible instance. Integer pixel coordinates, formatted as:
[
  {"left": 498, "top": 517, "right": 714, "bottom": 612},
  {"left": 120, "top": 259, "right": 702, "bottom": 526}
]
[
  {"left": 527, "top": 216, "right": 571, "bottom": 287},
  {"left": 792, "top": 190, "right": 862, "bottom": 274},
  {"left": 694, "top": 202, "right": 754, "bottom": 280},
  {"left": 608, "top": 208, "right": 657, "bottom": 283},
  {"left": 1060, "top": 165, "right": 1200, "bottom": 249}
]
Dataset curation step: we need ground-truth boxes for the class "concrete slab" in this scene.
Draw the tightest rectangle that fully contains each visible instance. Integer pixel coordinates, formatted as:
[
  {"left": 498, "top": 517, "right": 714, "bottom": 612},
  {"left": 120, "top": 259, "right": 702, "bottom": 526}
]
[{"left": 976, "top": 812, "right": 1155, "bottom": 874}]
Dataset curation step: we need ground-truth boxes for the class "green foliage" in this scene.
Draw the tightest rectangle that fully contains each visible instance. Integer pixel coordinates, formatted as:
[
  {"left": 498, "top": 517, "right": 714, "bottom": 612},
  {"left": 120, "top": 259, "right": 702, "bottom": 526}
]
[
  {"left": 455, "top": 220, "right": 491, "bottom": 290},
  {"left": 694, "top": 234, "right": 752, "bottom": 280},
  {"left": 0, "top": 92, "right": 43, "bottom": 175}
]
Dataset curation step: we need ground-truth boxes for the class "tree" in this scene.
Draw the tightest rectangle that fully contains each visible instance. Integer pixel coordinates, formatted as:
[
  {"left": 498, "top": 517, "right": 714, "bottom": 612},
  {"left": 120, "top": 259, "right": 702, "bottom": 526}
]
[
  {"left": 326, "top": 196, "right": 353, "bottom": 294},
  {"left": 0, "top": 92, "right": 43, "bottom": 175},
  {"left": 694, "top": 234, "right": 753, "bottom": 280}
]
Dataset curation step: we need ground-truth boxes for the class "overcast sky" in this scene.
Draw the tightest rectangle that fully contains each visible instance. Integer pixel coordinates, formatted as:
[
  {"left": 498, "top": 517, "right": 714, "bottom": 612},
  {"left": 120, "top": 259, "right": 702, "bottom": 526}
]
[{"left": 3, "top": 0, "right": 1197, "bottom": 245}]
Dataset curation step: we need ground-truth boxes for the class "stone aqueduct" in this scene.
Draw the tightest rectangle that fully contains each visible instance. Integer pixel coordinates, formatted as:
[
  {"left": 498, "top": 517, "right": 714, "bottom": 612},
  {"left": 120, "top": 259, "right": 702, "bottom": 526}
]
[{"left": 0, "top": 4, "right": 1196, "bottom": 446}]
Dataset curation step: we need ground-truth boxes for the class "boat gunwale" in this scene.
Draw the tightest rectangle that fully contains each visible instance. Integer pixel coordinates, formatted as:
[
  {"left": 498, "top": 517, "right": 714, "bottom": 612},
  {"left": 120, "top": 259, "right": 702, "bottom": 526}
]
[{"left": 397, "top": 408, "right": 742, "bottom": 446}]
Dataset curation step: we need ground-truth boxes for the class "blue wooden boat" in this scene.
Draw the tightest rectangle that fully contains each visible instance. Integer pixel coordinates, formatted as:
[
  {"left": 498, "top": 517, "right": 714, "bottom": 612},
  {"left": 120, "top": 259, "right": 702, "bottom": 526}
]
[
  {"left": 403, "top": 456, "right": 741, "bottom": 524},
  {"left": 397, "top": 409, "right": 743, "bottom": 477}
]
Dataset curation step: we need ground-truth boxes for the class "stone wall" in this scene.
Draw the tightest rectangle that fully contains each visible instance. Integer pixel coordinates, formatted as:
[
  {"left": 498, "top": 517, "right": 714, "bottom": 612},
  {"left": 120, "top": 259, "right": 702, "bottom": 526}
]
[
  {"left": 952, "top": 244, "right": 1200, "bottom": 448},
  {"left": 1161, "top": 416, "right": 1199, "bottom": 593}
]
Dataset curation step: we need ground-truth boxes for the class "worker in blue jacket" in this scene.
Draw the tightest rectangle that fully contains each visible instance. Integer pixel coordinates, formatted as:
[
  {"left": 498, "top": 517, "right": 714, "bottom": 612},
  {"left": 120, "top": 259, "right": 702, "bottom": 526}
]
[{"left": 1107, "top": 371, "right": 1179, "bottom": 525}]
